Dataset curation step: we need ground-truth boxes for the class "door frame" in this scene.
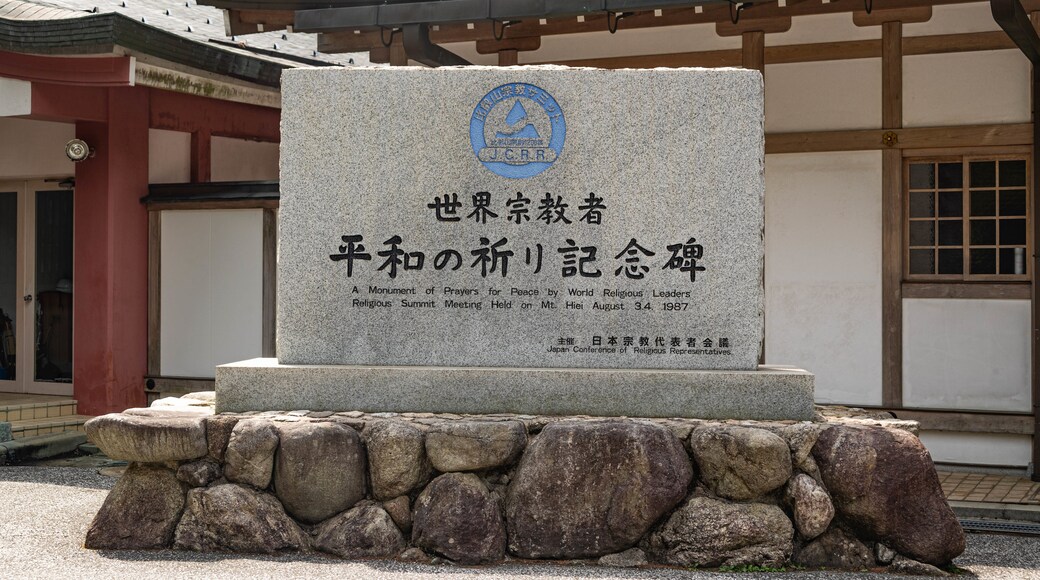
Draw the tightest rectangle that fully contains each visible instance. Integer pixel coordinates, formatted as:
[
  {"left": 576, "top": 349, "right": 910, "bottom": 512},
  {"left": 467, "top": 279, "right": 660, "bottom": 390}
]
[{"left": 0, "top": 179, "right": 74, "bottom": 396}]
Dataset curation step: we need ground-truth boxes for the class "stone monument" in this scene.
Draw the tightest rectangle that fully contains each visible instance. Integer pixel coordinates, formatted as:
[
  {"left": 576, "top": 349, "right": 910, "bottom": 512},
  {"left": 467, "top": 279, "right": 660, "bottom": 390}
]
[{"left": 217, "top": 65, "right": 814, "bottom": 420}]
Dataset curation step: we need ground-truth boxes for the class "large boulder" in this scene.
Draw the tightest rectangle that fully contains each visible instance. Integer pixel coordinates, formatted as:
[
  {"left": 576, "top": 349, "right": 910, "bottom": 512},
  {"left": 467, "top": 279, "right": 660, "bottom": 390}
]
[
  {"left": 690, "top": 426, "right": 792, "bottom": 501},
  {"left": 223, "top": 419, "right": 279, "bottom": 489},
  {"left": 793, "top": 526, "right": 872, "bottom": 569},
  {"left": 643, "top": 496, "right": 794, "bottom": 568},
  {"left": 363, "top": 421, "right": 432, "bottom": 500},
  {"left": 273, "top": 421, "right": 367, "bottom": 524},
  {"left": 425, "top": 421, "right": 526, "bottom": 472},
  {"left": 85, "top": 465, "right": 186, "bottom": 549},
  {"left": 85, "top": 413, "right": 207, "bottom": 463},
  {"left": 313, "top": 502, "right": 406, "bottom": 559},
  {"left": 812, "top": 425, "right": 965, "bottom": 566},
  {"left": 174, "top": 484, "right": 309, "bottom": 553},
  {"left": 784, "top": 473, "right": 834, "bottom": 540},
  {"left": 506, "top": 420, "right": 692, "bottom": 559},
  {"left": 412, "top": 473, "right": 505, "bottom": 564}
]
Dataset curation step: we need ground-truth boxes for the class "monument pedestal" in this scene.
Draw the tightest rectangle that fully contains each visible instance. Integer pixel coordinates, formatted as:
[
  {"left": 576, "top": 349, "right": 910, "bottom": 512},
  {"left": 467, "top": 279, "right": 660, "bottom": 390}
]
[{"left": 215, "top": 358, "right": 815, "bottom": 421}]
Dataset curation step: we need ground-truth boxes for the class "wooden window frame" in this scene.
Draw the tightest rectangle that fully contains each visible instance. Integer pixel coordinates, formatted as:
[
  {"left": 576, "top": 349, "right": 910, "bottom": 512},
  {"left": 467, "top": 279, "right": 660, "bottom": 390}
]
[{"left": 903, "top": 151, "right": 1032, "bottom": 284}]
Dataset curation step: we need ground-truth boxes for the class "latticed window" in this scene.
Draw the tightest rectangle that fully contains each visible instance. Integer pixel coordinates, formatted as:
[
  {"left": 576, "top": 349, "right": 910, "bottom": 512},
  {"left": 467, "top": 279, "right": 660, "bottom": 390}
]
[{"left": 906, "top": 156, "right": 1030, "bottom": 281}]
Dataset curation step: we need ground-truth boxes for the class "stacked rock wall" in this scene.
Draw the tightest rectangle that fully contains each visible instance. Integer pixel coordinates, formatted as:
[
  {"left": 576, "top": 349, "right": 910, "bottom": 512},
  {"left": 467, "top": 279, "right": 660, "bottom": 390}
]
[{"left": 84, "top": 395, "right": 964, "bottom": 574}]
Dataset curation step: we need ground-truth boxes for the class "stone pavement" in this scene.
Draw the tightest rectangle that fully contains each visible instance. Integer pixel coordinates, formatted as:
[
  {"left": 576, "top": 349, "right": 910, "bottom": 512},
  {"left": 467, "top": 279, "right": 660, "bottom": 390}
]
[{"left": 939, "top": 470, "right": 1040, "bottom": 505}]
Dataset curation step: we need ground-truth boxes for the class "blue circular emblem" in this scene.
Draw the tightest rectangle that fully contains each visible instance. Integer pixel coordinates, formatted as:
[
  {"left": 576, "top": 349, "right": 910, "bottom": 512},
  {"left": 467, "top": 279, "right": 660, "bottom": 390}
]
[{"left": 470, "top": 83, "right": 566, "bottom": 179}]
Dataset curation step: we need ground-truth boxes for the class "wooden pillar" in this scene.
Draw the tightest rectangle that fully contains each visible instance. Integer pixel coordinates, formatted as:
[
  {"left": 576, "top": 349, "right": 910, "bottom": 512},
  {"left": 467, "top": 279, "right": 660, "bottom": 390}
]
[
  {"left": 73, "top": 87, "right": 150, "bottom": 415},
  {"left": 389, "top": 37, "right": 408, "bottom": 66},
  {"left": 741, "top": 31, "right": 765, "bottom": 75},
  {"left": 498, "top": 49, "right": 519, "bottom": 66},
  {"left": 190, "top": 129, "right": 211, "bottom": 183},
  {"left": 881, "top": 20, "right": 903, "bottom": 408}
]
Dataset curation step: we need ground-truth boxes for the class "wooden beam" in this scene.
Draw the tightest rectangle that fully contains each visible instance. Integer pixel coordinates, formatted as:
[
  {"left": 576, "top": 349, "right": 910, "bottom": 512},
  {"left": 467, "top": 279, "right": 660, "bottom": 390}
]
[
  {"left": 389, "top": 37, "right": 407, "bottom": 66},
  {"left": 765, "top": 124, "right": 1034, "bottom": 154},
  {"left": 853, "top": 7, "right": 933, "bottom": 26},
  {"left": 882, "top": 408, "right": 1035, "bottom": 435},
  {"left": 145, "top": 200, "right": 279, "bottom": 211},
  {"left": 224, "top": 9, "right": 291, "bottom": 35},
  {"left": 902, "top": 283, "right": 1032, "bottom": 300},
  {"left": 881, "top": 20, "right": 903, "bottom": 409},
  {"left": 476, "top": 36, "right": 540, "bottom": 55},
  {"left": 144, "top": 376, "right": 216, "bottom": 396},
  {"left": 315, "top": 0, "right": 995, "bottom": 53},
  {"left": 717, "top": 16, "right": 791, "bottom": 37},
  {"left": 535, "top": 30, "right": 1014, "bottom": 69},
  {"left": 146, "top": 211, "right": 161, "bottom": 378},
  {"left": 262, "top": 208, "right": 277, "bottom": 359}
]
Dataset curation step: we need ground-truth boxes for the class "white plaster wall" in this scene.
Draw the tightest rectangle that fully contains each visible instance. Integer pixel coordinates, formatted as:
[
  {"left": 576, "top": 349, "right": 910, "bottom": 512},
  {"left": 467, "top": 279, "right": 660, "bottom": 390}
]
[
  {"left": 904, "top": 50, "right": 1031, "bottom": 128},
  {"left": 0, "top": 78, "right": 31, "bottom": 117},
  {"left": 768, "top": 12, "right": 880, "bottom": 46},
  {"left": 211, "top": 136, "right": 279, "bottom": 181},
  {"left": 919, "top": 431, "right": 1032, "bottom": 468},
  {"left": 148, "top": 129, "right": 191, "bottom": 184},
  {"left": 904, "top": 299, "right": 1030, "bottom": 413},
  {"left": 904, "top": 2, "right": 1000, "bottom": 36},
  {"left": 0, "top": 118, "right": 74, "bottom": 179},
  {"left": 765, "top": 151, "right": 883, "bottom": 406},
  {"left": 160, "top": 209, "right": 263, "bottom": 378},
  {"left": 764, "top": 59, "right": 882, "bottom": 133}
]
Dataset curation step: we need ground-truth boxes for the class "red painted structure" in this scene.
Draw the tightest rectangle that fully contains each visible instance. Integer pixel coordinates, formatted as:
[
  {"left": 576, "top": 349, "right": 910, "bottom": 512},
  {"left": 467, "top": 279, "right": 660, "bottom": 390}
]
[{"left": 11, "top": 52, "right": 279, "bottom": 415}]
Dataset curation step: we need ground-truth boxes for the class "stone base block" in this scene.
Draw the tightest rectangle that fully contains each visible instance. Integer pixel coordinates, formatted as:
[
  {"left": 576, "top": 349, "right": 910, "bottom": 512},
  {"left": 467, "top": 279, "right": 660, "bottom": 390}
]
[{"left": 215, "top": 358, "right": 815, "bottom": 420}]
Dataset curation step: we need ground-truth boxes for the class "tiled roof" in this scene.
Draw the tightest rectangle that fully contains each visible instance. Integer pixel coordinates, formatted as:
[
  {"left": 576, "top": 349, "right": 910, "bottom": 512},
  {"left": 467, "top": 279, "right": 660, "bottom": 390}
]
[{"left": 0, "top": 0, "right": 372, "bottom": 67}]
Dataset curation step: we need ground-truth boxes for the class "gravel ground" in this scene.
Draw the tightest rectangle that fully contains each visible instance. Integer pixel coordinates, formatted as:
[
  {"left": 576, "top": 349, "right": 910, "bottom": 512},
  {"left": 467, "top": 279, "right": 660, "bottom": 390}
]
[{"left": 2, "top": 466, "right": 1040, "bottom": 580}]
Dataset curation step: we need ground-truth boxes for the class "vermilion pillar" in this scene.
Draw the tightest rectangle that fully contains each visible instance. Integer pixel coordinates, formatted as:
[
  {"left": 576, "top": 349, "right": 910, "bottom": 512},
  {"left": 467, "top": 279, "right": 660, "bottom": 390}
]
[{"left": 73, "top": 87, "right": 149, "bottom": 415}]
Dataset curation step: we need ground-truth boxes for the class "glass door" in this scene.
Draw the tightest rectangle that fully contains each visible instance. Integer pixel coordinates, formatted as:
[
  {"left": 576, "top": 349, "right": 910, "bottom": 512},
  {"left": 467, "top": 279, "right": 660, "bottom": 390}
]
[{"left": 0, "top": 181, "right": 73, "bottom": 395}]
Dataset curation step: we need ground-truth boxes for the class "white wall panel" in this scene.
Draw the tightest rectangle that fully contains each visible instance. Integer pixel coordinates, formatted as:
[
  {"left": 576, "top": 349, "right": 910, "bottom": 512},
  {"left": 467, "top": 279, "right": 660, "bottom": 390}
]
[
  {"left": 765, "top": 151, "right": 883, "bottom": 406},
  {"left": 211, "top": 136, "right": 279, "bottom": 181},
  {"left": 764, "top": 59, "right": 882, "bottom": 133},
  {"left": 904, "top": 2, "right": 1000, "bottom": 36},
  {"left": 904, "top": 51, "right": 1030, "bottom": 128},
  {"left": 0, "top": 118, "right": 73, "bottom": 179},
  {"left": 0, "top": 78, "right": 30, "bottom": 117},
  {"left": 768, "top": 12, "right": 880, "bottom": 46},
  {"left": 919, "top": 431, "right": 1032, "bottom": 468},
  {"left": 148, "top": 129, "right": 191, "bottom": 184},
  {"left": 160, "top": 210, "right": 263, "bottom": 377},
  {"left": 518, "top": 23, "right": 740, "bottom": 63},
  {"left": 903, "top": 299, "right": 1030, "bottom": 412}
]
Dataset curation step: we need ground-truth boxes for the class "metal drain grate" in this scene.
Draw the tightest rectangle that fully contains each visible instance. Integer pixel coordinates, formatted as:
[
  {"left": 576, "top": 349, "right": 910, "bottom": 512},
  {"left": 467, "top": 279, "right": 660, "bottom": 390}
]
[{"left": 960, "top": 518, "right": 1040, "bottom": 536}]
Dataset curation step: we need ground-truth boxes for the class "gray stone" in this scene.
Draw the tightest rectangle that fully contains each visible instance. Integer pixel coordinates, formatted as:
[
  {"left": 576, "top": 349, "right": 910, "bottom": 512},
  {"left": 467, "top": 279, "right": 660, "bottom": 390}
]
[
  {"left": 313, "top": 502, "right": 406, "bottom": 559},
  {"left": 223, "top": 419, "right": 278, "bottom": 489},
  {"left": 813, "top": 425, "right": 965, "bottom": 566},
  {"left": 173, "top": 484, "right": 309, "bottom": 554},
  {"left": 399, "top": 547, "right": 432, "bottom": 563},
  {"left": 363, "top": 421, "right": 431, "bottom": 500},
  {"left": 598, "top": 548, "right": 648, "bottom": 568},
  {"left": 412, "top": 473, "right": 505, "bottom": 565},
  {"left": 425, "top": 420, "right": 526, "bottom": 472},
  {"left": 176, "top": 459, "right": 222, "bottom": 488},
  {"left": 278, "top": 67, "right": 764, "bottom": 372},
  {"left": 85, "top": 413, "right": 207, "bottom": 463},
  {"left": 793, "top": 527, "right": 872, "bottom": 569},
  {"left": 779, "top": 422, "right": 827, "bottom": 478},
  {"left": 0, "top": 421, "right": 11, "bottom": 443},
  {"left": 784, "top": 473, "right": 834, "bottom": 540},
  {"left": 204, "top": 415, "right": 240, "bottom": 462},
  {"left": 643, "top": 496, "right": 794, "bottom": 568},
  {"left": 182, "top": 391, "right": 216, "bottom": 403},
  {"left": 382, "top": 495, "right": 412, "bottom": 534},
  {"left": 507, "top": 420, "right": 691, "bottom": 559},
  {"left": 690, "top": 425, "right": 792, "bottom": 501},
  {"left": 273, "top": 421, "right": 366, "bottom": 524},
  {"left": 875, "top": 542, "right": 897, "bottom": 565},
  {"left": 85, "top": 465, "right": 186, "bottom": 549},
  {"left": 216, "top": 360, "right": 815, "bottom": 421},
  {"left": 889, "top": 555, "right": 951, "bottom": 576}
]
